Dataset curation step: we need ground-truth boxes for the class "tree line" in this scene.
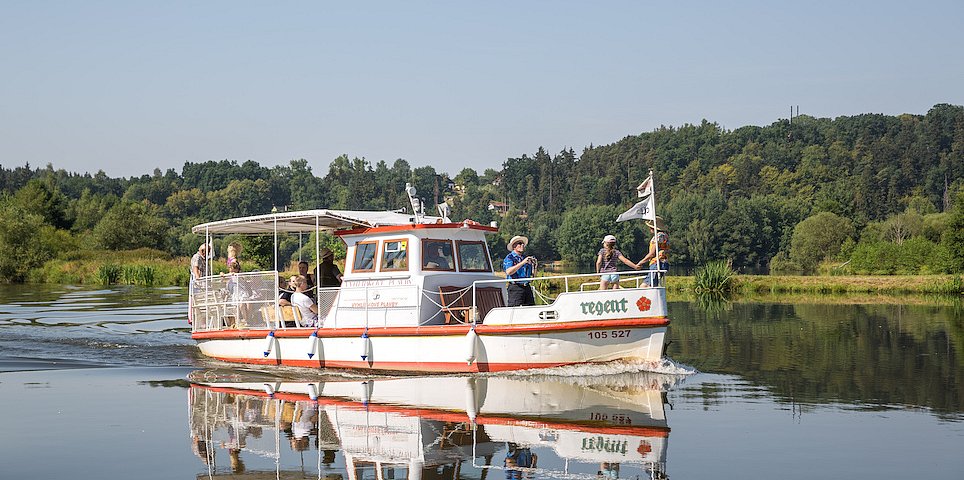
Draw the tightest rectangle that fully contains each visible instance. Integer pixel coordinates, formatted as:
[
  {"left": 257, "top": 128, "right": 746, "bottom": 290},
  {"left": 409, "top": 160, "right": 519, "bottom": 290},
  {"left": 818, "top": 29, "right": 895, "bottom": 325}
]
[{"left": 1, "top": 103, "right": 963, "bottom": 282}]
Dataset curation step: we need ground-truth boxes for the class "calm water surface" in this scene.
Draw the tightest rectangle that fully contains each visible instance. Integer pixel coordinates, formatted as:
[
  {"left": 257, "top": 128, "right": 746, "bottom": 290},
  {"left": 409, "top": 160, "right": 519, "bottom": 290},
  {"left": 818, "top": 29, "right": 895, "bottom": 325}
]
[{"left": 0, "top": 284, "right": 960, "bottom": 479}]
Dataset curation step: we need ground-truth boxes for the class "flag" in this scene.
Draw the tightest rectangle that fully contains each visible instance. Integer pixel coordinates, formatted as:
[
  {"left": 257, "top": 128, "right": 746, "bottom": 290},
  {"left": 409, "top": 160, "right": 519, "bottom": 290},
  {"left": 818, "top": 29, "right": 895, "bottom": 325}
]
[
  {"left": 616, "top": 193, "right": 655, "bottom": 222},
  {"left": 636, "top": 175, "right": 653, "bottom": 198}
]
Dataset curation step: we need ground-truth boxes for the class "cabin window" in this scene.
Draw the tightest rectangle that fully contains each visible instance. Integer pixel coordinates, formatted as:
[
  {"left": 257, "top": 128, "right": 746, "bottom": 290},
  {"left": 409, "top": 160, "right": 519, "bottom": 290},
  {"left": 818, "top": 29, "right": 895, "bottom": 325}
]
[
  {"left": 352, "top": 241, "right": 378, "bottom": 272},
  {"left": 380, "top": 239, "right": 409, "bottom": 271},
  {"left": 422, "top": 239, "right": 455, "bottom": 271},
  {"left": 456, "top": 240, "right": 491, "bottom": 272}
]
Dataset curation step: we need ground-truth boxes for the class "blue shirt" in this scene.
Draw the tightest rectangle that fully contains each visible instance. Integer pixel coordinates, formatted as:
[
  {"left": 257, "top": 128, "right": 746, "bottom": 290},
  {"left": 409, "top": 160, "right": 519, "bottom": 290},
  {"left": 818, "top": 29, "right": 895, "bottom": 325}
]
[{"left": 503, "top": 252, "right": 532, "bottom": 284}]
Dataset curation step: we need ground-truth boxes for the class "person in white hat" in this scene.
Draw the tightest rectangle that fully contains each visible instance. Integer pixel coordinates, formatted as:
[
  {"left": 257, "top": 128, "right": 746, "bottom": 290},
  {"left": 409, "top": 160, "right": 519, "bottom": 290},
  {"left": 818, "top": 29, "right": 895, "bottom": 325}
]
[
  {"left": 596, "top": 234, "right": 642, "bottom": 290},
  {"left": 636, "top": 216, "right": 669, "bottom": 287},
  {"left": 503, "top": 235, "right": 536, "bottom": 306}
]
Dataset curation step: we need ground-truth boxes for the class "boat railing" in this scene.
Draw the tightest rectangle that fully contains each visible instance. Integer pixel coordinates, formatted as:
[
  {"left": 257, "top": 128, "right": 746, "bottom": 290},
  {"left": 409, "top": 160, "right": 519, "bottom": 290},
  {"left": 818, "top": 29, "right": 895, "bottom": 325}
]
[
  {"left": 190, "top": 271, "right": 285, "bottom": 332},
  {"left": 467, "top": 269, "right": 665, "bottom": 323},
  {"left": 191, "top": 271, "right": 421, "bottom": 331}
]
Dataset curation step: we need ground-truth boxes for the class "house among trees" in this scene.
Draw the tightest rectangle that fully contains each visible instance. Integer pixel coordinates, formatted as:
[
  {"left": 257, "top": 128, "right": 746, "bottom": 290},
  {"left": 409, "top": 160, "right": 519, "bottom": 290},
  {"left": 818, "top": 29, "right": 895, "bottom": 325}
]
[{"left": 488, "top": 200, "right": 509, "bottom": 216}]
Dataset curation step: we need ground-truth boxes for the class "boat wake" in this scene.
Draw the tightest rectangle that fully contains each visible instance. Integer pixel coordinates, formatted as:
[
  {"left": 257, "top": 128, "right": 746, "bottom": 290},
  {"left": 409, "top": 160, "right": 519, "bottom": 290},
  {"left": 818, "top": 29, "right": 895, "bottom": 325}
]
[{"left": 493, "top": 356, "right": 697, "bottom": 378}]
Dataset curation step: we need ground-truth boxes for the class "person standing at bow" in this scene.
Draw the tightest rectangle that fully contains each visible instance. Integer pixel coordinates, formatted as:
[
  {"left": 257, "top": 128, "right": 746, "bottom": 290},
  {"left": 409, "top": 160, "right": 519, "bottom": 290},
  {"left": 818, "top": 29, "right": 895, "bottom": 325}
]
[
  {"left": 503, "top": 235, "right": 536, "bottom": 307},
  {"left": 636, "top": 216, "right": 669, "bottom": 287},
  {"left": 596, "top": 234, "right": 641, "bottom": 289}
]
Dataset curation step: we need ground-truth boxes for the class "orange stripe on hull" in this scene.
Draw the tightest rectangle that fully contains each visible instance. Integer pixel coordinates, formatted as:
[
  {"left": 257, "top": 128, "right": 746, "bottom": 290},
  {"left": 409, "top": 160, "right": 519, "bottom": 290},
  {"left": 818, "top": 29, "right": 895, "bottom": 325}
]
[
  {"left": 208, "top": 354, "right": 577, "bottom": 373},
  {"left": 192, "top": 317, "right": 669, "bottom": 340}
]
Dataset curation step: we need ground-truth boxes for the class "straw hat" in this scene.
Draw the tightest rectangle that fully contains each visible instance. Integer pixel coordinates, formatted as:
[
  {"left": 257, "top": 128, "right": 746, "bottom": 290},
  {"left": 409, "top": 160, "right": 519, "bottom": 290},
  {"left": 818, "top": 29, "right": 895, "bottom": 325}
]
[
  {"left": 645, "top": 216, "right": 666, "bottom": 231},
  {"left": 507, "top": 235, "right": 528, "bottom": 251},
  {"left": 321, "top": 248, "right": 334, "bottom": 260},
  {"left": 602, "top": 234, "right": 616, "bottom": 245}
]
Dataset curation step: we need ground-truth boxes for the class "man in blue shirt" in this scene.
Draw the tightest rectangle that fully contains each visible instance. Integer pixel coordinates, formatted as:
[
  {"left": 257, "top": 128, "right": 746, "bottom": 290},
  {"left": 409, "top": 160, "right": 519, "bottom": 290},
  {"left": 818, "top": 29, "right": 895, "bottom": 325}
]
[{"left": 503, "top": 235, "right": 536, "bottom": 306}]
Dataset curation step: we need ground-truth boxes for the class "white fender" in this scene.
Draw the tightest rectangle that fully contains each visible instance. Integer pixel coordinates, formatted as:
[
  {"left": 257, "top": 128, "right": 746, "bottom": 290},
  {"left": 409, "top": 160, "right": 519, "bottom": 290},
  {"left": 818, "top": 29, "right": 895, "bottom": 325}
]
[
  {"left": 263, "top": 331, "right": 275, "bottom": 357},
  {"left": 360, "top": 332, "right": 372, "bottom": 361},
  {"left": 305, "top": 330, "right": 318, "bottom": 359},
  {"left": 465, "top": 328, "right": 479, "bottom": 365}
]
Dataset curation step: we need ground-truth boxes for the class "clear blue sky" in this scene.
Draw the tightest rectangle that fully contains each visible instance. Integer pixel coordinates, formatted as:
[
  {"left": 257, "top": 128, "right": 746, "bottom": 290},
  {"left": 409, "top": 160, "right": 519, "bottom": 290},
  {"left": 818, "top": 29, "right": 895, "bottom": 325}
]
[{"left": 2, "top": 1, "right": 962, "bottom": 178}]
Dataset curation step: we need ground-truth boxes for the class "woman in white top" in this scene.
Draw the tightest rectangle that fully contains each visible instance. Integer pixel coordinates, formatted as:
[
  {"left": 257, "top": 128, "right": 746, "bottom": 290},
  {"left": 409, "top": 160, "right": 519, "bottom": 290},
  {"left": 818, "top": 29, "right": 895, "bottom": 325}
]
[{"left": 290, "top": 275, "right": 319, "bottom": 327}]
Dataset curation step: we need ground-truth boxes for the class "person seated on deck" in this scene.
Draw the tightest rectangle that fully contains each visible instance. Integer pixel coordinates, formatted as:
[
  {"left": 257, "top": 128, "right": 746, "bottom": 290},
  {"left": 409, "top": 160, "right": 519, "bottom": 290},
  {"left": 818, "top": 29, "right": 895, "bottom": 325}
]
[
  {"left": 297, "top": 261, "right": 316, "bottom": 297},
  {"left": 318, "top": 248, "right": 342, "bottom": 288},
  {"left": 278, "top": 276, "right": 296, "bottom": 306},
  {"left": 291, "top": 275, "right": 319, "bottom": 327}
]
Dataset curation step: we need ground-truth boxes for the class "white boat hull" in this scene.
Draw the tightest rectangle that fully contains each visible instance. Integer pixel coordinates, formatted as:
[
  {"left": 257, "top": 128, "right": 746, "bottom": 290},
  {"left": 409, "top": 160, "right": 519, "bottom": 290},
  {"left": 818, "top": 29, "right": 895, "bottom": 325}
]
[{"left": 195, "top": 319, "right": 667, "bottom": 373}]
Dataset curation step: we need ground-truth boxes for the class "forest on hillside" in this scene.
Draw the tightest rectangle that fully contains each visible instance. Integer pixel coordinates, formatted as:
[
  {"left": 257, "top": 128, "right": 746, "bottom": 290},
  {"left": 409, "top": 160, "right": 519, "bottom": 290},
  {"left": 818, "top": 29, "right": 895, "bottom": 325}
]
[{"left": 1, "top": 103, "right": 963, "bottom": 282}]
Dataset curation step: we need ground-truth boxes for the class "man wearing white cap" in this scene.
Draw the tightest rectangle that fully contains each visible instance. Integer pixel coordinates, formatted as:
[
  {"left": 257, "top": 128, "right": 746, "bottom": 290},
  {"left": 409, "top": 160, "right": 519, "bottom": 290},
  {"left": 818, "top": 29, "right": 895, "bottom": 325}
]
[{"left": 503, "top": 235, "right": 536, "bottom": 306}]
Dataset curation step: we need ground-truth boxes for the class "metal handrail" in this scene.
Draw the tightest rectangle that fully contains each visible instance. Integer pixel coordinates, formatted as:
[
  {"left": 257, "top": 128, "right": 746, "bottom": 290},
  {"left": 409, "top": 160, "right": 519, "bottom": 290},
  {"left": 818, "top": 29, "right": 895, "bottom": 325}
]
[{"left": 467, "top": 269, "right": 666, "bottom": 322}]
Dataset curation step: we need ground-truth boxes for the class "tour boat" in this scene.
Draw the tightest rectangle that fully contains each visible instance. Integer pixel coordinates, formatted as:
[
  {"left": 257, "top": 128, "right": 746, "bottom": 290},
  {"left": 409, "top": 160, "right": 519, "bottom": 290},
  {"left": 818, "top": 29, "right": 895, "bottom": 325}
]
[
  {"left": 188, "top": 371, "right": 674, "bottom": 478},
  {"left": 190, "top": 190, "right": 669, "bottom": 373}
]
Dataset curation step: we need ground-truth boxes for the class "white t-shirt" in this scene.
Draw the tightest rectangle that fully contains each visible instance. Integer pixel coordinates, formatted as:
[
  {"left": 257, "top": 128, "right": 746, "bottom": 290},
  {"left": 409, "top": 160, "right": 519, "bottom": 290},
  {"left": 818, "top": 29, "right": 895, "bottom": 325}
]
[{"left": 291, "top": 291, "right": 318, "bottom": 326}]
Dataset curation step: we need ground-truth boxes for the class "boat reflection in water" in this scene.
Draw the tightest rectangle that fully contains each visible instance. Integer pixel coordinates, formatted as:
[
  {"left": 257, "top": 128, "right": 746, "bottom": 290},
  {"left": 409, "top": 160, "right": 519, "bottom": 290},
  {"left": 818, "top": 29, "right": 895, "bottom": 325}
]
[{"left": 188, "top": 371, "right": 680, "bottom": 480}]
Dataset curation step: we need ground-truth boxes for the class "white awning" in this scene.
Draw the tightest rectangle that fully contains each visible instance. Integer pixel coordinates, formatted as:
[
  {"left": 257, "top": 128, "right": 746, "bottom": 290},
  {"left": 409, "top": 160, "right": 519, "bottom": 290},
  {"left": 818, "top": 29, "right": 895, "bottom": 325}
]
[{"left": 191, "top": 209, "right": 441, "bottom": 235}]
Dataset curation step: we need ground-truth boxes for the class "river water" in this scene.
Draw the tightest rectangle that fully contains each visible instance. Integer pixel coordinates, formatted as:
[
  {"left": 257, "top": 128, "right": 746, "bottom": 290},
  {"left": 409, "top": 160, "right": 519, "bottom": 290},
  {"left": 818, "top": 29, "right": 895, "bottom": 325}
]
[{"left": 0, "top": 284, "right": 960, "bottom": 479}]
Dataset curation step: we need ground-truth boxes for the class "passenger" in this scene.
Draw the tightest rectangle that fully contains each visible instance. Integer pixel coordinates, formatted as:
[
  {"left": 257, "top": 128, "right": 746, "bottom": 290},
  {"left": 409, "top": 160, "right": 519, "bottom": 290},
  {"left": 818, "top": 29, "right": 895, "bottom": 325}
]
[
  {"left": 595, "top": 235, "right": 640, "bottom": 290},
  {"left": 226, "top": 242, "right": 242, "bottom": 270},
  {"left": 503, "top": 235, "right": 536, "bottom": 307},
  {"left": 190, "top": 243, "right": 208, "bottom": 283},
  {"left": 424, "top": 244, "right": 451, "bottom": 270},
  {"left": 318, "top": 248, "right": 343, "bottom": 288},
  {"left": 298, "top": 261, "right": 316, "bottom": 294},
  {"left": 188, "top": 243, "right": 208, "bottom": 325},
  {"left": 278, "top": 276, "right": 295, "bottom": 306},
  {"left": 291, "top": 275, "right": 319, "bottom": 327},
  {"left": 636, "top": 216, "right": 669, "bottom": 287}
]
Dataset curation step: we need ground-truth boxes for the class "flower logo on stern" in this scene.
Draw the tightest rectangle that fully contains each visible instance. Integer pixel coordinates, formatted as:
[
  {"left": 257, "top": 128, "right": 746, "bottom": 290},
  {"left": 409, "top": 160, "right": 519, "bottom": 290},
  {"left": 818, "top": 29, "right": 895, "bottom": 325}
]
[{"left": 636, "top": 296, "right": 652, "bottom": 312}]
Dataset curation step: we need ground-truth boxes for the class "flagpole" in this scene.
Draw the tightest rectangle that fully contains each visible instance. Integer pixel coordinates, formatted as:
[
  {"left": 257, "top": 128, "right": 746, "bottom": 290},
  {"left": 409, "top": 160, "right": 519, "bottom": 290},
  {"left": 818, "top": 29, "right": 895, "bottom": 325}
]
[{"left": 648, "top": 170, "right": 662, "bottom": 286}]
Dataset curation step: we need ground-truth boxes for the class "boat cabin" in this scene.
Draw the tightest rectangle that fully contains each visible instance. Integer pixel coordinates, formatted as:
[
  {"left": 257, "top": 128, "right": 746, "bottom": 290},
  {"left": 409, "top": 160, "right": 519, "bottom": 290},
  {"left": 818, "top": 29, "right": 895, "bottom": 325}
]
[
  {"left": 332, "top": 222, "right": 502, "bottom": 327},
  {"left": 190, "top": 209, "right": 506, "bottom": 331}
]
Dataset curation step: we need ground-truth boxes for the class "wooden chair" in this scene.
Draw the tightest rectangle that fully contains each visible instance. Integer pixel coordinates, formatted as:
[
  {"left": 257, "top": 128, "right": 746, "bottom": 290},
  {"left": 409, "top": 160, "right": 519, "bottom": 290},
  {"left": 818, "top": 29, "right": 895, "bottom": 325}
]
[
  {"left": 259, "top": 304, "right": 302, "bottom": 328},
  {"left": 439, "top": 286, "right": 472, "bottom": 324},
  {"left": 474, "top": 287, "right": 506, "bottom": 324}
]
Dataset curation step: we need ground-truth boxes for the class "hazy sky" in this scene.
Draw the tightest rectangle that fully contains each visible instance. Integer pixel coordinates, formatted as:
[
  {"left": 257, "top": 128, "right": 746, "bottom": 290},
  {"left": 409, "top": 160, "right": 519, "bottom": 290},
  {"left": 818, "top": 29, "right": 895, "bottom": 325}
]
[{"left": 2, "top": 1, "right": 962, "bottom": 178}]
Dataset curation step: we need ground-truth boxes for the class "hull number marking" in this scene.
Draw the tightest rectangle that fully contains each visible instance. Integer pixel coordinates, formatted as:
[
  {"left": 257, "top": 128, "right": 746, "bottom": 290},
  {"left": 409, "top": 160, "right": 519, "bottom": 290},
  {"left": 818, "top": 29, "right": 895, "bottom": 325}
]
[{"left": 588, "top": 330, "right": 631, "bottom": 339}]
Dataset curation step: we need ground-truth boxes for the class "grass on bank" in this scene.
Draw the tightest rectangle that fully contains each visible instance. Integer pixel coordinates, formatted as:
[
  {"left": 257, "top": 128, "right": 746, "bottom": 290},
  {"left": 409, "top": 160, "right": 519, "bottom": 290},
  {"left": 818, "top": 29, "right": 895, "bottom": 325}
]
[{"left": 28, "top": 248, "right": 191, "bottom": 286}]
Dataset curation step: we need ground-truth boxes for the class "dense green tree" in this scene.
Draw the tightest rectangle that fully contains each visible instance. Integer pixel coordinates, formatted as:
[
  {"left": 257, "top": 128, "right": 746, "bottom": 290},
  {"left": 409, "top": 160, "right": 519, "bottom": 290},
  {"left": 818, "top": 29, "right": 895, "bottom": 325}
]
[
  {"left": 0, "top": 203, "right": 68, "bottom": 281},
  {"left": 10, "top": 178, "right": 71, "bottom": 229},
  {"left": 92, "top": 201, "right": 170, "bottom": 251},
  {"left": 556, "top": 205, "right": 645, "bottom": 267},
  {"left": 788, "top": 212, "right": 856, "bottom": 273}
]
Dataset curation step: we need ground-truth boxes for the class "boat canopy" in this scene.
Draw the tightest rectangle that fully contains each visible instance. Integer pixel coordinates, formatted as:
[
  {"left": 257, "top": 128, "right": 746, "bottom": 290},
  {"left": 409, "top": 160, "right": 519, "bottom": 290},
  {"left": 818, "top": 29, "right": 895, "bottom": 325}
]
[{"left": 192, "top": 209, "right": 443, "bottom": 235}]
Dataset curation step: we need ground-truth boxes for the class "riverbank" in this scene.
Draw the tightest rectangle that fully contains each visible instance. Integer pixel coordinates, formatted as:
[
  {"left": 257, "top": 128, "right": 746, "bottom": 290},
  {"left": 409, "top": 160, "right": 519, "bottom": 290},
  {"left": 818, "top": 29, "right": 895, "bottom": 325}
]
[
  {"left": 538, "top": 273, "right": 962, "bottom": 296},
  {"left": 29, "top": 249, "right": 191, "bottom": 286},
  {"left": 26, "top": 252, "right": 962, "bottom": 295}
]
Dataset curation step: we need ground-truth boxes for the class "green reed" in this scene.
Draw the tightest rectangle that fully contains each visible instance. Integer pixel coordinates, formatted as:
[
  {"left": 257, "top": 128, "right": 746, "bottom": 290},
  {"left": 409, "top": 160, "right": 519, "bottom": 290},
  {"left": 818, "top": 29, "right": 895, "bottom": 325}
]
[
  {"left": 694, "top": 260, "right": 736, "bottom": 294},
  {"left": 97, "top": 263, "right": 122, "bottom": 285}
]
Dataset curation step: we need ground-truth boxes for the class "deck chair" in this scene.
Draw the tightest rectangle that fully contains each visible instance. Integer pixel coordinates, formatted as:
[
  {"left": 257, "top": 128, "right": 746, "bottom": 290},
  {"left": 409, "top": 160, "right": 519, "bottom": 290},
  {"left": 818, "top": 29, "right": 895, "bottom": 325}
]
[
  {"left": 439, "top": 286, "right": 472, "bottom": 324},
  {"left": 475, "top": 287, "right": 506, "bottom": 324}
]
